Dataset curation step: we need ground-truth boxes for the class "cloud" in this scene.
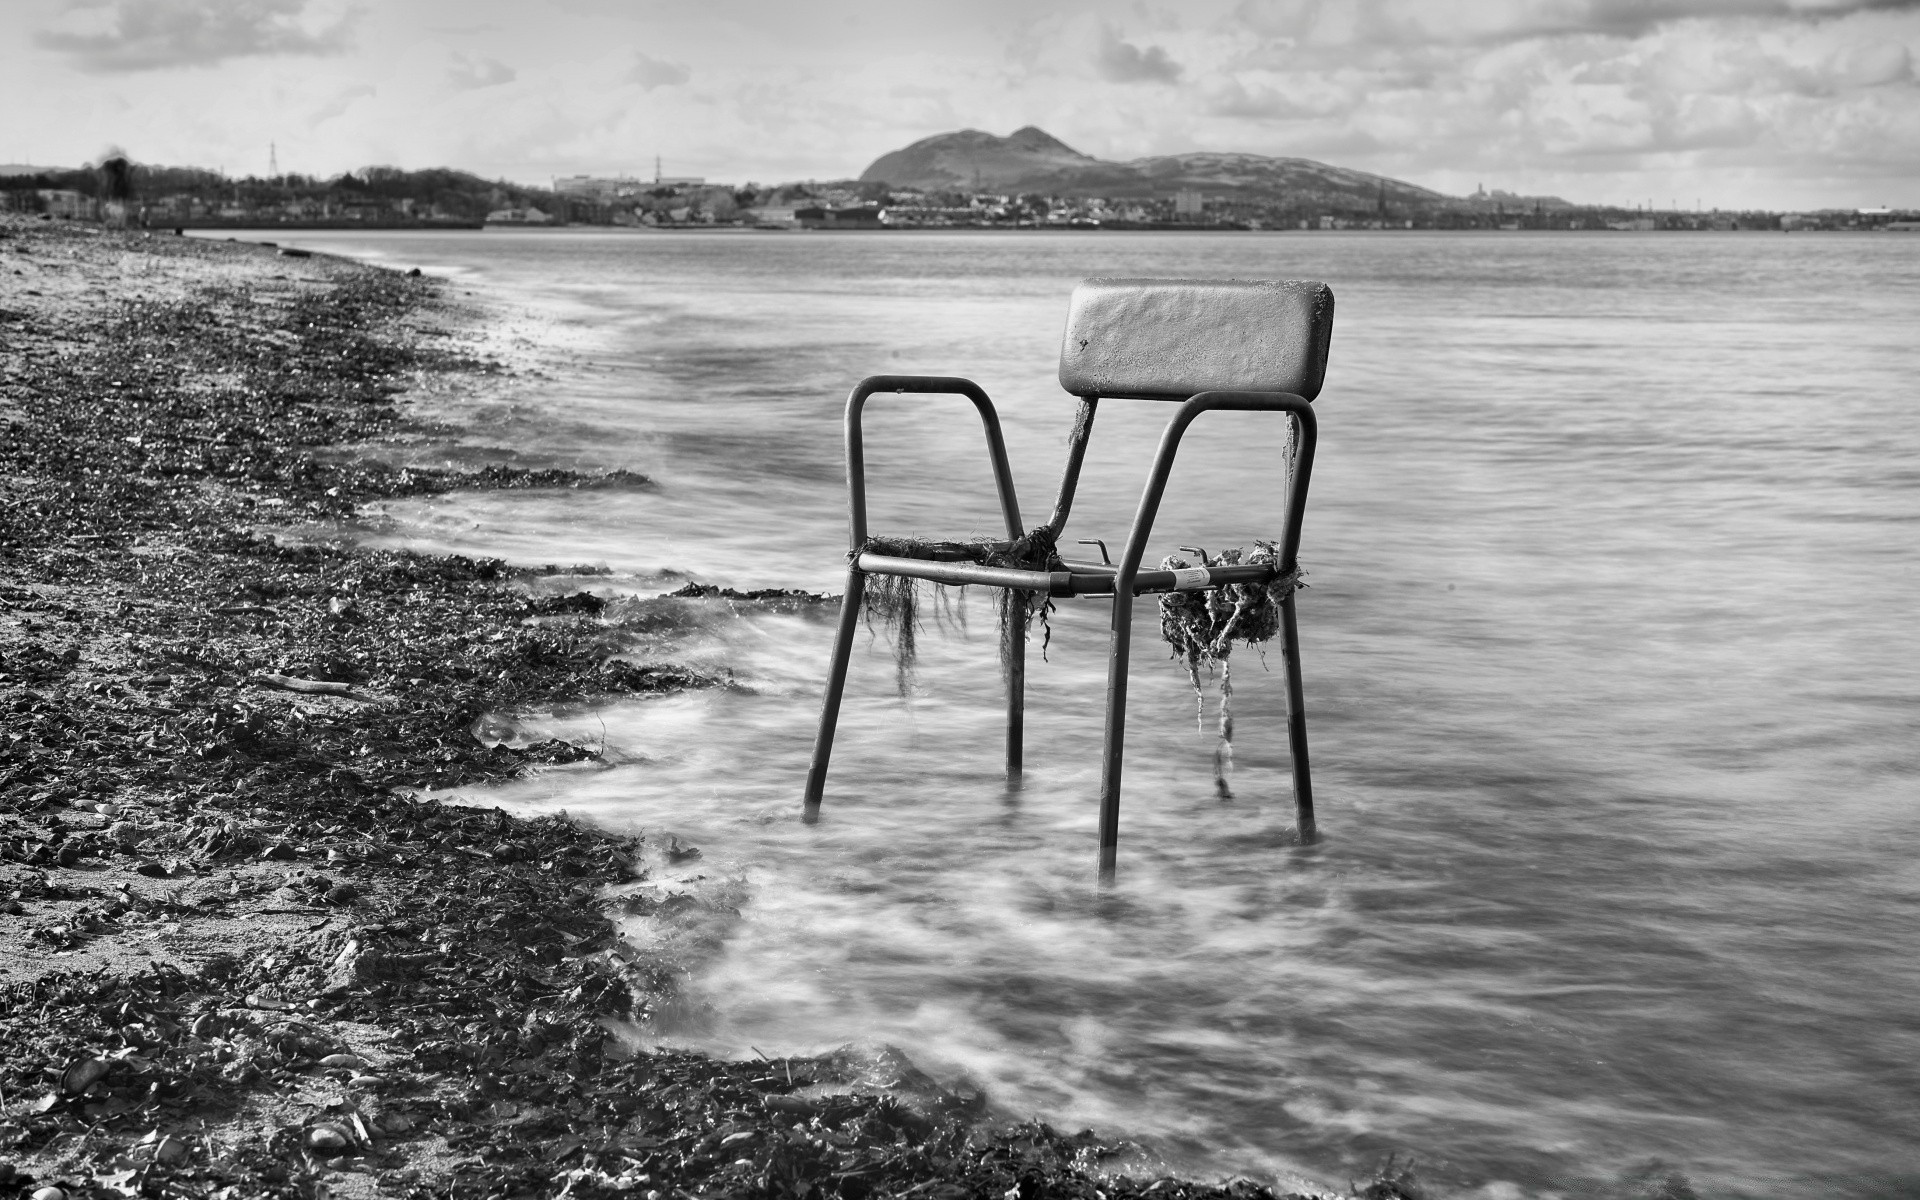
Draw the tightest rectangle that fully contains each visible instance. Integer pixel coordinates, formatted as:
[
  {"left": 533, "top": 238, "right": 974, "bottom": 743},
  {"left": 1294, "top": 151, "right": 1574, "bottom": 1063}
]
[
  {"left": 448, "top": 52, "right": 516, "bottom": 90},
  {"left": 35, "top": 0, "right": 356, "bottom": 72},
  {"left": 1571, "top": 0, "right": 1920, "bottom": 39},
  {"left": 310, "top": 81, "right": 373, "bottom": 124},
  {"left": 1095, "top": 27, "right": 1184, "bottom": 83},
  {"left": 628, "top": 51, "right": 690, "bottom": 90},
  {"left": 1828, "top": 40, "right": 1915, "bottom": 86},
  {"left": 1230, "top": 0, "right": 1920, "bottom": 49},
  {"left": 1206, "top": 77, "right": 1357, "bottom": 119},
  {"left": 1137, "top": 0, "right": 1920, "bottom": 207}
]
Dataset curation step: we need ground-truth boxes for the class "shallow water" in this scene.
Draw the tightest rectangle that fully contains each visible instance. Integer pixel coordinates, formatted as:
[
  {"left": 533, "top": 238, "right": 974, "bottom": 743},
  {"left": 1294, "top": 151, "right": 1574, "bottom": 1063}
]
[{"left": 241, "top": 228, "right": 1919, "bottom": 1198}]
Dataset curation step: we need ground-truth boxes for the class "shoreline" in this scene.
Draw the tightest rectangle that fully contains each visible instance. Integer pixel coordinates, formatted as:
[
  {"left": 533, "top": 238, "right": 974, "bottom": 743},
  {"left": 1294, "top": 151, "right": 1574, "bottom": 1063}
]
[{"left": 0, "top": 217, "right": 1380, "bottom": 1200}]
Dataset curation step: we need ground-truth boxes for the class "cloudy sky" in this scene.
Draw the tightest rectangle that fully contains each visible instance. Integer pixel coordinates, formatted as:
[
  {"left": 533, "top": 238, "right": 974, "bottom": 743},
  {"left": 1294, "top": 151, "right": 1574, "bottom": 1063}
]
[{"left": 6, "top": 0, "right": 1917, "bottom": 209}]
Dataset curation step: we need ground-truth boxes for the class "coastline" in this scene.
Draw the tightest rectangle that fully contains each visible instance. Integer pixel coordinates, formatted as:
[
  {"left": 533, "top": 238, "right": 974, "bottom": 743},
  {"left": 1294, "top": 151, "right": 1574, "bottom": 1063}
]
[{"left": 0, "top": 218, "right": 1375, "bottom": 1200}]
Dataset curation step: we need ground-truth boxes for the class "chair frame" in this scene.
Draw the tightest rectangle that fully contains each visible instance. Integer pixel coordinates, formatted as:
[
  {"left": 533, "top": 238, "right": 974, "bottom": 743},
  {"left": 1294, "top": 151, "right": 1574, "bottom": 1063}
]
[{"left": 802, "top": 375, "right": 1319, "bottom": 881}]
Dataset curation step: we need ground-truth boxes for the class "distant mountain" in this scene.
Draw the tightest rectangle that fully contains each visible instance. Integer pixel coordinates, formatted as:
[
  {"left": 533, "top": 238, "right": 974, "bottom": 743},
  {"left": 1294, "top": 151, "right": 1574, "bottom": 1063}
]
[
  {"left": 859, "top": 127, "right": 1456, "bottom": 210},
  {"left": 861, "top": 126, "right": 1101, "bottom": 192}
]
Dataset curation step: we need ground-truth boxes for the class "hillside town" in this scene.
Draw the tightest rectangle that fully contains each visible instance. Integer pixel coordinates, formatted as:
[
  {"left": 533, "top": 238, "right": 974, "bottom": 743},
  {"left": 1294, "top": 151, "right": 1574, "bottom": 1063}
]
[{"left": 2, "top": 159, "right": 1913, "bottom": 234}]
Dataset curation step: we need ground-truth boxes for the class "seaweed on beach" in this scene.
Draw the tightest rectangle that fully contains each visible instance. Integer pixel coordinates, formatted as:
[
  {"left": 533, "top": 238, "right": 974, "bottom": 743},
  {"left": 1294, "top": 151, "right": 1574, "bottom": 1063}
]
[{"left": 0, "top": 218, "right": 1381, "bottom": 1200}]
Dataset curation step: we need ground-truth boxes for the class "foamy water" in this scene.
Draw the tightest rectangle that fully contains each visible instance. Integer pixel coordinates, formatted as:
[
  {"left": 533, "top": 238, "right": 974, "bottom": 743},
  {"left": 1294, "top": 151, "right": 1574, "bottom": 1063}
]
[{"left": 232, "top": 227, "right": 1920, "bottom": 1198}]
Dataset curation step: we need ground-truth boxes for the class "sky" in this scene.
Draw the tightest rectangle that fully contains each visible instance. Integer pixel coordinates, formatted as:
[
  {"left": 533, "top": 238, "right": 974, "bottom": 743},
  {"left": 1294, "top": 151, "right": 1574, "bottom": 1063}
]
[{"left": 5, "top": 0, "right": 1918, "bottom": 210}]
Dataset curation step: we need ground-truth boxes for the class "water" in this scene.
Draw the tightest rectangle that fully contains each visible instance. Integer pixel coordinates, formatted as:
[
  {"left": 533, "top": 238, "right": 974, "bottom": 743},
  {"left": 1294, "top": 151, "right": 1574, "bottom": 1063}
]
[{"left": 241, "top": 228, "right": 1920, "bottom": 1198}]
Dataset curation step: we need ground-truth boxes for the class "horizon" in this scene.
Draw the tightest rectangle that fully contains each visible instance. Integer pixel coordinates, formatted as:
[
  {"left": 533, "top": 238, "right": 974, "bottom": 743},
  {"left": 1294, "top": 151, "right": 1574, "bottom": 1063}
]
[
  {"left": 6, "top": 1, "right": 1920, "bottom": 211},
  {"left": 6, "top": 147, "right": 1904, "bottom": 216}
]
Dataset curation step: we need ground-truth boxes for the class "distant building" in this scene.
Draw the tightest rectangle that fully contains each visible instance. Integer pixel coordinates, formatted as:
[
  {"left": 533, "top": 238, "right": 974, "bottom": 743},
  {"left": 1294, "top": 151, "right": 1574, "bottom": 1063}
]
[
  {"left": 1174, "top": 188, "right": 1204, "bottom": 217},
  {"left": 37, "top": 189, "right": 97, "bottom": 220},
  {"left": 880, "top": 204, "right": 979, "bottom": 227},
  {"left": 485, "top": 206, "right": 552, "bottom": 225},
  {"left": 553, "top": 175, "right": 641, "bottom": 201}
]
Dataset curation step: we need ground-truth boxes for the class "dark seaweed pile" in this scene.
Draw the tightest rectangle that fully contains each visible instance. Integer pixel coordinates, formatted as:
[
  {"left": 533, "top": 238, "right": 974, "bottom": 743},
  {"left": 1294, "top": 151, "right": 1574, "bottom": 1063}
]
[{"left": 0, "top": 223, "right": 1414, "bottom": 1199}]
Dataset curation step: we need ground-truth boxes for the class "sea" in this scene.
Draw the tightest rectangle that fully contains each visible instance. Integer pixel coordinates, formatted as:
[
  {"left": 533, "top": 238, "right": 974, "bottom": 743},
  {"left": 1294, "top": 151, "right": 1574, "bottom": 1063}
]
[{"left": 219, "top": 227, "right": 1920, "bottom": 1199}]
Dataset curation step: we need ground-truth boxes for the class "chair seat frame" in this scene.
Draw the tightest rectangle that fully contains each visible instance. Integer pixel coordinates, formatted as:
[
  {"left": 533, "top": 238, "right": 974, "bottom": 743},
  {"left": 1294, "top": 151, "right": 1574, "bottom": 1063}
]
[{"left": 803, "top": 374, "right": 1318, "bottom": 881}]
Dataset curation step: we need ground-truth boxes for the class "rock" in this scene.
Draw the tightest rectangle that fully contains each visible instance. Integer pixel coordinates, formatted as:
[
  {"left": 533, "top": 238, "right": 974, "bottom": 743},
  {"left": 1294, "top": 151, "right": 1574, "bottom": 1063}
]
[
  {"left": 318, "top": 1053, "right": 365, "bottom": 1070},
  {"left": 306, "top": 1124, "right": 351, "bottom": 1153},
  {"left": 61, "top": 1056, "right": 109, "bottom": 1094},
  {"left": 31, "top": 1187, "right": 66, "bottom": 1200},
  {"left": 325, "top": 940, "right": 381, "bottom": 991}
]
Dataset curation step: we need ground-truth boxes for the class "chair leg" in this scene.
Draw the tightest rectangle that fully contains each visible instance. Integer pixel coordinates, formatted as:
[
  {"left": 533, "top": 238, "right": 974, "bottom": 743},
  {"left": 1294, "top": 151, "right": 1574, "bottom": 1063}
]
[
  {"left": 804, "top": 566, "right": 867, "bottom": 820},
  {"left": 1005, "top": 593, "right": 1026, "bottom": 779},
  {"left": 1280, "top": 590, "right": 1317, "bottom": 844},
  {"left": 1097, "top": 590, "right": 1135, "bottom": 883}
]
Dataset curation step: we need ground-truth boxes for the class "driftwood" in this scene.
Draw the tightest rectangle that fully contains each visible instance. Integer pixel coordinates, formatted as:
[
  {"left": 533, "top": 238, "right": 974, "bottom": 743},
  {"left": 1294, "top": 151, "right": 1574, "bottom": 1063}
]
[
  {"left": 256, "top": 672, "right": 356, "bottom": 696},
  {"left": 208, "top": 604, "right": 277, "bottom": 617}
]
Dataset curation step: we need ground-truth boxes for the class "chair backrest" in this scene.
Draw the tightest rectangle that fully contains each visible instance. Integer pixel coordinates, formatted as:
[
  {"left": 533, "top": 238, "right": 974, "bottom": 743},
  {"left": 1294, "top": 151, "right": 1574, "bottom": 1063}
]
[{"left": 1058, "top": 277, "right": 1334, "bottom": 402}]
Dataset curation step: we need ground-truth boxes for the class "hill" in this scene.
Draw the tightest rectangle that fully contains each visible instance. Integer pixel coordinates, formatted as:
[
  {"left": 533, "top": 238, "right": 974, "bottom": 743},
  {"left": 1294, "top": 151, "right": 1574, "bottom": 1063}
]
[
  {"left": 861, "top": 126, "right": 1102, "bottom": 192},
  {"left": 859, "top": 127, "right": 1458, "bottom": 211}
]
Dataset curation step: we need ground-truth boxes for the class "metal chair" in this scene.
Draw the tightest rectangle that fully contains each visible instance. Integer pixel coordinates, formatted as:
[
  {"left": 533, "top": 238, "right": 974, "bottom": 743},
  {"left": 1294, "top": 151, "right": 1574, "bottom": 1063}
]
[{"left": 803, "top": 277, "right": 1334, "bottom": 880}]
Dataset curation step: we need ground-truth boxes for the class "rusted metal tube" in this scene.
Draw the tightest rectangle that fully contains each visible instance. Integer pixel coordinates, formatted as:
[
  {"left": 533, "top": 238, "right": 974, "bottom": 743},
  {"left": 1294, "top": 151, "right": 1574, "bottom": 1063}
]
[
  {"left": 1281, "top": 588, "right": 1316, "bottom": 843},
  {"left": 1098, "top": 577, "right": 1134, "bottom": 884},
  {"left": 811, "top": 376, "right": 1029, "bottom": 812},
  {"left": 844, "top": 376, "right": 1024, "bottom": 549},
  {"left": 804, "top": 565, "right": 868, "bottom": 818},
  {"left": 1005, "top": 595, "right": 1026, "bottom": 778},
  {"left": 869, "top": 541, "right": 1012, "bottom": 562},
  {"left": 1099, "top": 390, "right": 1315, "bottom": 883},
  {"left": 853, "top": 553, "right": 1279, "bottom": 597},
  {"left": 1045, "top": 397, "right": 1098, "bottom": 537},
  {"left": 1276, "top": 405, "right": 1318, "bottom": 574},
  {"left": 853, "top": 553, "right": 1067, "bottom": 593},
  {"left": 1066, "top": 563, "right": 1288, "bottom": 595}
]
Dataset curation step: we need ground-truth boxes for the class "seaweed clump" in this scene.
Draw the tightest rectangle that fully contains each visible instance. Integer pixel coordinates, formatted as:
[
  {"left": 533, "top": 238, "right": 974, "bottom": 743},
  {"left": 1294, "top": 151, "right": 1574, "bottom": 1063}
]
[
  {"left": 857, "top": 527, "right": 1060, "bottom": 694},
  {"left": 1157, "top": 542, "right": 1301, "bottom": 798}
]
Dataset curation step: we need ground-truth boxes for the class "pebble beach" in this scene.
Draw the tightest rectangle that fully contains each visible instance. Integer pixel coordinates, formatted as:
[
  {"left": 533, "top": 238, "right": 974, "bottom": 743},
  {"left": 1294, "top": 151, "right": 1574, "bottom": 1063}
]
[{"left": 0, "top": 218, "right": 1381, "bottom": 1200}]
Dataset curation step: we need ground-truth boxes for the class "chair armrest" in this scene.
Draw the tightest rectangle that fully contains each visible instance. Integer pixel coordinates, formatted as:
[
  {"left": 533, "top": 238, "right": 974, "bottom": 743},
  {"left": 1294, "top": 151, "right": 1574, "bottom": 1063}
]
[
  {"left": 1112, "top": 390, "right": 1317, "bottom": 584},
  {"left": 844, "top": 375, "right": 1024, "bottom": 551}
]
